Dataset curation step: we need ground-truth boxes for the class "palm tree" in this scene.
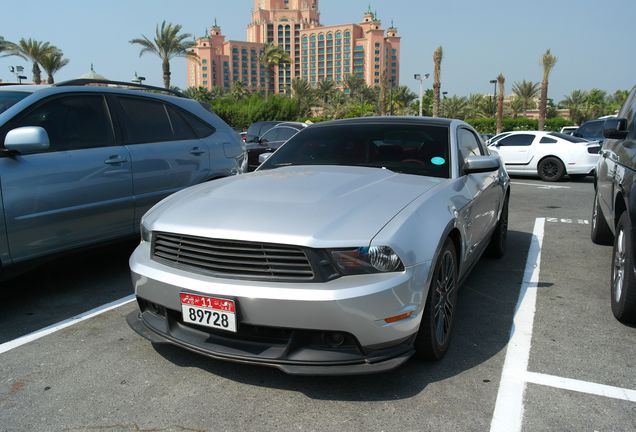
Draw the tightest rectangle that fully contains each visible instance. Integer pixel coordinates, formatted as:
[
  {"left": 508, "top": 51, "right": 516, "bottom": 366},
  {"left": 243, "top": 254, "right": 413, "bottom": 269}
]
[
  {"left": 316, "top": 80, "right": 336, "bottom": 104},
  {"left": 432, "top": 46, "right": 443, "bottom": 117},
  {"left": 389, "top": 85, "right": 417, "bottom": 115},
  {"left": 496, "top": 73, "right": 505, "bottom": 134},
  {"left": 230, "top": 81, "right": 250, "bottom": 100},
  {"left": 40, "top": 50, "right": 69, "bottom": 84},
  {"left": 3, "top": 38, "right": 55, "bottom": 84},
  {"left": 466, "top": 94, "right": 490, "bottom": 118},
  {"left": 130, "top": 21, "right": 197, "bottom": 89},
  {"left": 538, "top": 49, "right": 558, "bottom": 131},
  {"left": 291, "top": 78, "right": 314, "bottom": 115},
  {"left": 259, "top": 43, "right": 290, "bottom": 97},
  {"left": 442, "top": 96, "right": 468, "bottom": 119},
  {"left": 511, "top": 80, "right": 540, "bottom": 112}
]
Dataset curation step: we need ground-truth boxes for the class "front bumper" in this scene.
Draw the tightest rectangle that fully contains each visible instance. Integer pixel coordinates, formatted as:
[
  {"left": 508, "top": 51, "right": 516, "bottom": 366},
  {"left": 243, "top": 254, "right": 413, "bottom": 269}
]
[{"left": 129, "top": 241, "right": 431, "bottom": 375}]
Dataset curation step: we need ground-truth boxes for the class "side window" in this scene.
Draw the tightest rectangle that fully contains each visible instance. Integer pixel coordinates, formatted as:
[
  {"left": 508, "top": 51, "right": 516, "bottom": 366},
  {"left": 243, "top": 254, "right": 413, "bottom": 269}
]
[
  {"left": 166, "top": 105, "right": 197, "bottom": 140},
  {"left": 181, "top": 110, "right": 215, "bottom": 138},
  {"left": 118, "top": 97, "right": 173, "bottom": 144},
  {"left": 457, "top": 128, "right": 483, "bottom": 168},
  {"left": 498, "top": 134, "right": 535, "bottom": 146},
  {"left": 261, "top": 128, "right": 284, "bottom": 144},
  {"left": 577, "top": 121, "right": 603, "bottom": 138},
  {"left": 9, "top": 95, "right": 114, "bottom": 152},
  {"left": 539, "top": 136, "right": 557, "bottom": 144},
  {"left": 276, "top": 127, "right": 299, "bottom": 142}
]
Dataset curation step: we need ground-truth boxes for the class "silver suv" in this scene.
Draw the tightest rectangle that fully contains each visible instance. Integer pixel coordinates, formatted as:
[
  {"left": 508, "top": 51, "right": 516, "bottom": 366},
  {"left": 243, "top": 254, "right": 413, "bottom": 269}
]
[{"left": 0, "top": 80, "right": 244, "bottom": 275}]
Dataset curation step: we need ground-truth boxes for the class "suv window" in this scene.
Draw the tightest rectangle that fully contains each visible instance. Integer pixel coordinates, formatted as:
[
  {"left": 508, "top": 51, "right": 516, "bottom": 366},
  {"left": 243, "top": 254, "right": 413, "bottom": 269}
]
[
  {"left": 0, "top": 91, "right": 30, "bottom": 115},
  {"left": 118, "top": 97, "right": 173, "bottom": 144},
  {"left": 458, "top": 128, "right": 483, "bottom": 168},
  {"left": 7, "top": 94, "right": 114, "bottom": 152},
  {"left": 498, "top": 134, "right": 535, "bottom": 146},
  {"left": 181, "top": 110, "right": 215, "bottom": 138},
  {"left": 166, "top": 105, "right": 197, "bottom": 140}
]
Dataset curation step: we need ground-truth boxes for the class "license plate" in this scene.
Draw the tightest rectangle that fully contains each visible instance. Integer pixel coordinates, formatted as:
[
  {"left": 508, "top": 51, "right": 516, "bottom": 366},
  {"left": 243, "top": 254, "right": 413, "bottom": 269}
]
[{"left": 180, "top": 293, "right": 237, "bottom": 332}]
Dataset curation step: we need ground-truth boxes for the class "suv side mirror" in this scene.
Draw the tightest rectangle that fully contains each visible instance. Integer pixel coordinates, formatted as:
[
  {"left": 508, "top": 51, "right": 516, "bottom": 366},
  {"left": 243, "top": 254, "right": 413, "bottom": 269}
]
[
  {"left": 603, "top": 118, "right": 628, "bottom": 140},
  {"left": 4, "top": 126, "right": 50, "bottom": 153},
  {"left": 464, "top": 155, "right": 500, "bottom": 174}
]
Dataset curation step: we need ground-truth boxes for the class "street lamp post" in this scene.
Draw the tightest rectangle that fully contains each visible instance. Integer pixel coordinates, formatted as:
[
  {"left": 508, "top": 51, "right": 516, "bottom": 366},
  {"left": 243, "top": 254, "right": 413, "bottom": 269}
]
[
  {"left": 489, "top": 79, "right": 497, "bottom": 117},
  {"left": 9, "top": 66, "right": 27, "bottom": 84},
  {"left": 442, "top": 91, "right": 448, "bottom": 117},
  {"left": 132, "top": 72, "right": 146, "bottom": 85},
  {"left": 414, "top": 73, "right": 430, "bottom": 117}
]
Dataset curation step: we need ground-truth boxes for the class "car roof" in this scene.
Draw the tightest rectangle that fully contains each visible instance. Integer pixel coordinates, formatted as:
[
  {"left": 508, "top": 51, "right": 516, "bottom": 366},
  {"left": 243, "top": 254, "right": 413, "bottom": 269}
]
[
  {"left": 310, "top": 116, "right": 456, "bottom": 128},
  {"left": 0, "top": 85, "right": 48, "bottom": 93}
]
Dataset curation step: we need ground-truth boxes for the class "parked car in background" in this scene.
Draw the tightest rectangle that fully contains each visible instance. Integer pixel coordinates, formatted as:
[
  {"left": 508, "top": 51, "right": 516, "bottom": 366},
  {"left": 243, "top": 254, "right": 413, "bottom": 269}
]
[
  {"left": 245, "top": 120, "right": 283, "bottom": 144},
  {"left": 485, "top": 132, "right": 512, "bottom": 145},
  {"left": 573, "top": 119, "right": 605, "bottom": 143},
  {"left": 488, "top": 131, "right": 600, "bottom": 181},
  {"left": 591, "top": 85, "right": 636, "bottom": 324},
  {"left": 245, "top": 121, "right": 307, "bottom": 171},
  {"left": 0, "top": 80, "right": 244, "bottom": 277},
  {"left": 129, "top": 116, "right": 510, "bottom": 374},
  {"left": 560, "top": 126, "right": 579, "bottom": 135}
]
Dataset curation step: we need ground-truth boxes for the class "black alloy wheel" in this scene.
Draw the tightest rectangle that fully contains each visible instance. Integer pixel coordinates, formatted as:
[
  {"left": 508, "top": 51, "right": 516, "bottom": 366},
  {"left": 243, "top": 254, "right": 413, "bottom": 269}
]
[
  {"left": 415, "top": 238, "right": 459, "bottom": 360},
  {"left": 538, "top": 157, "right": 565, "bottom": 182}
]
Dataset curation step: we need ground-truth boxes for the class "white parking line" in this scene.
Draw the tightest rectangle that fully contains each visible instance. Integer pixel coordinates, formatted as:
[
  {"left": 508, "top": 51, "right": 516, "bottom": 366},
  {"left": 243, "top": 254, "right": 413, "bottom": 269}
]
[
  {"left": 546, "top": 218, "right": 589, "bottom": 225},
  {"left": 0, "top": 295, "right": 135, "bottom": 355},
  {"left": 490, "top": 217, "right": 545, "bottom": 432},
  {"left": 512, "top": 182, "right": 571, "bottom": 190},
  {"left": 525, "top": 372, "right": 636, "bottom": 403}
]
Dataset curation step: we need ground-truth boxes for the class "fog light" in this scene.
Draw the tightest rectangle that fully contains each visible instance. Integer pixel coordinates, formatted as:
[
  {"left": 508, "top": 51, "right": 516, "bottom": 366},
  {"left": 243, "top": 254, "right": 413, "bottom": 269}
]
[
  {"left": 384, "top": 311, "right": 414, "bottom": 323},
  {"left": 325, "top": 332, "right": 345, "bottom": 347}
]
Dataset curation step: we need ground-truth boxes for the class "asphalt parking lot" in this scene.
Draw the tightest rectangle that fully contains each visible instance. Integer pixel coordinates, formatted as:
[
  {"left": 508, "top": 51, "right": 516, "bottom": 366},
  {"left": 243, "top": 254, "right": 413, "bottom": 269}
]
[{"left": 1, "top": 177, "right": 635, "bottom": 432}]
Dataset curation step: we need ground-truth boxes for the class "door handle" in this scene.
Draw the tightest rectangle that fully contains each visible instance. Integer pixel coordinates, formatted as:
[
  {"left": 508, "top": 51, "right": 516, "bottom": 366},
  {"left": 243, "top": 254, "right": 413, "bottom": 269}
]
[
  {"left": 104, "top": 156, "right": 126, "bottom": 165},
  {"left": 190, "top": 147, "right": 206, "bottom": 156}
]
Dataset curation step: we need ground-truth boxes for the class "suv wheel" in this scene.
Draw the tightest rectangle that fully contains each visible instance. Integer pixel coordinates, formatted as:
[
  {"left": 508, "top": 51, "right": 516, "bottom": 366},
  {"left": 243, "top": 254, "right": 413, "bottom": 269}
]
[
  {"left": 611, "top": 212, "right": 636, "bottom": 323},
  {"left": 537, "top": 157, "right": 565, "bottom": 182}
]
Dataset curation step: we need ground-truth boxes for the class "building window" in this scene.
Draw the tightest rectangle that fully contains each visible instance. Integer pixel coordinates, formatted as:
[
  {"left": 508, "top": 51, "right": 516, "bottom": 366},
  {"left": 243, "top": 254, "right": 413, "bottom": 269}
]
[
  {"left": 202, "top": 66, "right": 208, "bottom": 71},
  {"left": 202, "top": 73, "right": 208, "bottom": 78},
  {"left": 203, "top": 80, "right": 208, "bottom": 85},
  {"left": 202, "top": 59, "right": 208, "bottom": 64}
]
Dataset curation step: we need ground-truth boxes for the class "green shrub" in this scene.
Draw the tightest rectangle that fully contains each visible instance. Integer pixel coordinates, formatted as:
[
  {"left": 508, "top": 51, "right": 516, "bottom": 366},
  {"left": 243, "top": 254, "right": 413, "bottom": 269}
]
[{"left": 466, "top": 117, "right": 574, "bottom": 134}]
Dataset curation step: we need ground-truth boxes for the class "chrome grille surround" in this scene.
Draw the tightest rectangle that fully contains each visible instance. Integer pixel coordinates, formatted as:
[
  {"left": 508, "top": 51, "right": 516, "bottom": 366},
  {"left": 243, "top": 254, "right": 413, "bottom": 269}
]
[{"left": 151, "top": 232, "right": 316, "bottom": 281}]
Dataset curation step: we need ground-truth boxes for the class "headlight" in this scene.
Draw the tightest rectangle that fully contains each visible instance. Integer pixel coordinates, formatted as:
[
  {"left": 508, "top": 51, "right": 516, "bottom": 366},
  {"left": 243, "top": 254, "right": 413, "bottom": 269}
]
[
  {"left": 140, "top": 222, "right": 152, "bottom": 242},
  {"left": 330, "top": 246, "right": 404, "bottom": 275}
]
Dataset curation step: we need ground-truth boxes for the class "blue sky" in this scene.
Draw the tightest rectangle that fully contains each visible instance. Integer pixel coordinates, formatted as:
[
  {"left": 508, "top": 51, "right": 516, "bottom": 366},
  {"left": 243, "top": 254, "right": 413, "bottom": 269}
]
[{"left": 1, "top": 0, "right": 634, "bottom": 101}]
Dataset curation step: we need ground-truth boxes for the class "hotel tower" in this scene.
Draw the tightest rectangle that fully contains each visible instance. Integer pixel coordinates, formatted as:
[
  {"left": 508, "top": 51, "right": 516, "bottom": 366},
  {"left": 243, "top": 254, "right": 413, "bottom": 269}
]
[{"left": 187, "top": 1, "right": 400, "bottom": 94}]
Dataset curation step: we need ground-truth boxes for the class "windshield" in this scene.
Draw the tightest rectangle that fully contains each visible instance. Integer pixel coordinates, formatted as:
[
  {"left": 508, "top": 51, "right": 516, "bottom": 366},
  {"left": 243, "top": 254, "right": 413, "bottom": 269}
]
[
  {"left": 0, "top": 91, "right": 30, "bottom": 115},
  {"left": 259, "top": 123, "right": 451, "bottom": 178},
  {"left": 548, "top": 132, "right": 588, "bottom": 143}
]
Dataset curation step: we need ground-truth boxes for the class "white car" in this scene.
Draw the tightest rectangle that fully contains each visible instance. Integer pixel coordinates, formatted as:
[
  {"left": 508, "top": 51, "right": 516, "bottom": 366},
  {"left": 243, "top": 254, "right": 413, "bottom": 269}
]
[{"left": 488, "top": 131, "right": 601, "bottom": 181}]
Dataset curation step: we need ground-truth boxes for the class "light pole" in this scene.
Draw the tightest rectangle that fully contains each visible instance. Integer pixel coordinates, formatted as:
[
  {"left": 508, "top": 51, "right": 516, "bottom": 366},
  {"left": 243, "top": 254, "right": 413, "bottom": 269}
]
[
  {"left": 489, "top": 79, "right": 497, "bottom": 117},
  {"left": 9, "top": 66, "right": 27, "bottom": 84},
  {"left": 442, "top": 91, "right": 448, "bottom": 117},
  {"left": 132, "top": 72, "right": 146, "bottom": 85},
  {"left": 414, "top": 73, "right": 430, "bottom": 116}
]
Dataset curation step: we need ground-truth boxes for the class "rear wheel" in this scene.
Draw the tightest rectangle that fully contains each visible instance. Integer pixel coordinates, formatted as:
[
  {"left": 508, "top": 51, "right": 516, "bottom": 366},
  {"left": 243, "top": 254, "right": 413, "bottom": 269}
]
[
  {"left": 414, "top": 239, "right": 458, "bottom": 360},
  {"left": 537, "top": 157, "right": 565, "bottom": 182},
  {"left": 611, "top": 212, "right": 636, "bottom": 323},
  {"left": 591, "top": 192, "right": 613, "bottom": 245}
]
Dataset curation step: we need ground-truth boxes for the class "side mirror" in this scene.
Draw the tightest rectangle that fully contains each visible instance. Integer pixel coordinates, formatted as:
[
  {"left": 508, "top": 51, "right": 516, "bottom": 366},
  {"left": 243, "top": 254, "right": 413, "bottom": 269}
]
[
  {"left": 603, "top": 118, "right": 628, "bottom": 140},
  {"left": 464, "top": 155, "right": 500, "bottom": 174},
  {"left": 4, "top": 126, "right": 50, "bottom": 154},
  {"left": 258, "top": 152, "right": 274, "bottom": 164}
]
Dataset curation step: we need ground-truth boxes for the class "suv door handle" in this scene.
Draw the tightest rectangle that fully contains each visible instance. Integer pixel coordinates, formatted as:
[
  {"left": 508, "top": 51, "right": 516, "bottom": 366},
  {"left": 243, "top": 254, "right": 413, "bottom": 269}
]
[
  {"left": 190, "top": 147, "right": 206, "bottom": 156},
  {"left": 104, "top": 156, "right": 127, "bottom": 165}
]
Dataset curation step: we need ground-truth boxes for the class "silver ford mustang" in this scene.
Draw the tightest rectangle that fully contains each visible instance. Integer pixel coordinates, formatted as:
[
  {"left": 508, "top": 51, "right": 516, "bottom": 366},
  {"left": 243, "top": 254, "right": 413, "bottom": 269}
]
[{"left": 128, "top": 117, "right": 510, "bottom": 375}]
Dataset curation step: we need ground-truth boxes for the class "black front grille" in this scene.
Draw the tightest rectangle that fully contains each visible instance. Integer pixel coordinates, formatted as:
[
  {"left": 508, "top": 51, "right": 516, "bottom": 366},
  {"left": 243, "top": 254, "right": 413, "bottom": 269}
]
[{"left": 152, "top": 232, "right": 315, "bottom": 281}]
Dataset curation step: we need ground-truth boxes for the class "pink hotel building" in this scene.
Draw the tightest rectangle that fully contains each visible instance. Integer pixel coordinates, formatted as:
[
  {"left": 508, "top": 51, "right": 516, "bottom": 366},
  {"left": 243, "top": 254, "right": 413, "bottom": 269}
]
[{"left": 187, "top": 0, "right": 401, "bottom": 94}]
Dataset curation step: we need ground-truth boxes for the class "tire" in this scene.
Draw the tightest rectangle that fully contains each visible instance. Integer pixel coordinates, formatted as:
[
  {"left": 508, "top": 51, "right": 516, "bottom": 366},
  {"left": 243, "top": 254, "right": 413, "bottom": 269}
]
[
  {"left": 414, "top": 238, "right": 459, "bottom": 360},
  {"left": 591, "top": 192, "right": 613, "bottom": 245},
  {"left": 611, "top": 212, "right": 636, "bottom": 323},
  {"left": 487, "top": 196, "right": 509, "bottom": 258},
  {"left": 537, "top": 156, "right": 565, "bottom": 182}
]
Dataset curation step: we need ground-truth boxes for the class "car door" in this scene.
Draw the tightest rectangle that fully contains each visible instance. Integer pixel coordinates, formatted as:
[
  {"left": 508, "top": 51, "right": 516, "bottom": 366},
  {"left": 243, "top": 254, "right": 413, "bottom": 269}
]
[
  {"left": 0, "top": 93, "right": 134, "bottom": 263},
  {"left": 113, "top": 95, "right": 212, "bottom": 227},
  {"left": 457, "top": 127, "right": 502, "bottom": 265},
  {"left": 492, "top": 133, "right": 536, "bottom": 168}
]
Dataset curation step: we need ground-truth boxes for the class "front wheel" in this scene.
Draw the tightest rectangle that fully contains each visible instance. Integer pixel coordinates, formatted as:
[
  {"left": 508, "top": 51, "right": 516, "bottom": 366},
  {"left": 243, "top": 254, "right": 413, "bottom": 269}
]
[
  {"left": 414, "top": 238, "right": 459, "bottom": 360},
  {"left": 537, "top": 157, "right": 565, "bottom": 182},
  {"left": 487, "top": 196, "right": 509, "bottom": 258},
  {"left": 611, "top": 212, "right": 636, "bottom": 323}
]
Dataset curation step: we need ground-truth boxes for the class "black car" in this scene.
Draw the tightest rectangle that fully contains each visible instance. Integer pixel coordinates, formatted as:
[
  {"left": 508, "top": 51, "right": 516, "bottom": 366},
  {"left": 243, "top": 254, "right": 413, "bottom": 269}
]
[
  {"left": 591, "top": 85, "right": 636, "bottom": 323},
  {"left": 574, "top": 119, "right": 606, "bottom": 143},
  {"left": 245, "top": 122, "right": 307, "bottom": 171},
  {"left": 245, "top": 120, "right": 283, "bottom": 144}
]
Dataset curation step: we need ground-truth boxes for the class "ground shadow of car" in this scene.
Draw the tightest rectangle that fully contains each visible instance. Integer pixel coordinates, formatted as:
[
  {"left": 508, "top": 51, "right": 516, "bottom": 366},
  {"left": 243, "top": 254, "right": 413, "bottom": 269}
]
[{"left": 145, "top": 229, "right": 533, "bottom": 402}]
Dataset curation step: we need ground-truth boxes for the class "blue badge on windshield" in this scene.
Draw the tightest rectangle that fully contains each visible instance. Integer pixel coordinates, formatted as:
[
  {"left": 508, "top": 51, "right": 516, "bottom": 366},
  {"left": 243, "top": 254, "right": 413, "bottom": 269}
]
[{"left": 431, "top": 157, "right": 446, "bottom": 166}]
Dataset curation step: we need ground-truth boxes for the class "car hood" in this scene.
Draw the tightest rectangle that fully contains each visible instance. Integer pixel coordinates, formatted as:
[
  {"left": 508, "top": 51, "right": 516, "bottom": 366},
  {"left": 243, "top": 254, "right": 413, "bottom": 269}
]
[{"left": 145, "top": 165, "right": 445, "bottom": 248}]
